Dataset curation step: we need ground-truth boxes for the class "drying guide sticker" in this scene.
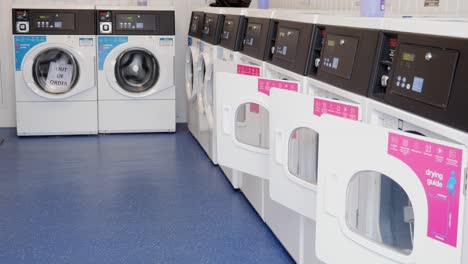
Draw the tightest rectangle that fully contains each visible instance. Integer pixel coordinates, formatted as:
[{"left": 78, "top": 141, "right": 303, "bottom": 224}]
[
  {"left": 237, "top": 64, "right": 262, "bottom": 113},
  {"left": 313, "top": 97, "right": 361, "bottom": 121},
  {"left": 388, "top": 133, "right": 464, "bottom": 247},
  {"left": 237, "top": 64, "right": 261, "bottom": 77},
  {"left": 257, "top": 78, "right": 299, "bottom": 96}
]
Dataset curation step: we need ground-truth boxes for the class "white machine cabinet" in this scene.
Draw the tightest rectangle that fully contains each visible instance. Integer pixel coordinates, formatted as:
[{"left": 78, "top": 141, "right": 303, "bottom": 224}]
[{"left": 315, "top": 115, "right": 468, "bottom": 264}]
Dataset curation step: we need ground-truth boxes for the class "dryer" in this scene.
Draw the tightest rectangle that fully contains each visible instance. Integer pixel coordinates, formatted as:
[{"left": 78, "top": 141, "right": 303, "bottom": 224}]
[
  {"left": 186, "top": 9, "right": 206, "bottom": 141},
  {"left": 315, "top": 18, "right": 468, "bottom": 264},
  {"left": 12, "top": 5, "right": 97, "bottom": 136},
  {"left": 197, "top": 7, "right": 224, "bottom": 164},
  {"left": 96, "top": 6, "right": 175, "bottom": 134}
]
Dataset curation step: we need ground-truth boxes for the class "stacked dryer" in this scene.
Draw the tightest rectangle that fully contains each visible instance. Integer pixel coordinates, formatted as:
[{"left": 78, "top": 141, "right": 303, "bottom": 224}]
[
  {"left": 196, "top": 7, "right": 225, "bottom": 164},
  {"left": 186, "top": 9, "right": 206, "bottom": 141},
  {"left": 320, "top": 17, "right": 468, "bottom": 264}
]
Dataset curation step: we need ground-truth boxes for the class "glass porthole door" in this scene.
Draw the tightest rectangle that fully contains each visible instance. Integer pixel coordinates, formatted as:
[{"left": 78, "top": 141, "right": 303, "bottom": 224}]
[
  {"left": 32, "top": 48, "right": 79, "bottom": 95},
  {"left": 315, "top": 115, "right": 467, "bottom": 264},
  {"left": 114, "top": 48, "right": 159, "bottom": 94},
  {"left": 268, "top": 89, "right": 322, "bottom": 220},
  {"left": 215, "top": 72, "right": 300, "bottom": 180}
]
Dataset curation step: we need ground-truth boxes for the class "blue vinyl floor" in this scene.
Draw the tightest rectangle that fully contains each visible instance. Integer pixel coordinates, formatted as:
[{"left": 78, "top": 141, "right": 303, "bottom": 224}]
[{"left": 0, "top": 126, "right": 294, "bottom": 264}]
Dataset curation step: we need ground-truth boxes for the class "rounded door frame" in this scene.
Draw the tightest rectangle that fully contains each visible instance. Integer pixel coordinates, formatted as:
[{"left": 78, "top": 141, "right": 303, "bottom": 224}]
[
  {"left": 22, "top": 43, "right": 94, "bottom": 100},
  {"left": 104, "top": 41, "right": 171, "bottom": 99}
]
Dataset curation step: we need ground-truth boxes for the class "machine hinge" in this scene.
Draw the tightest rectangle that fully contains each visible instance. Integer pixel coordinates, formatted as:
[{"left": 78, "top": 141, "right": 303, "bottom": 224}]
[{"left": 464, "top": 169, "right": 468, "bottom": 196}]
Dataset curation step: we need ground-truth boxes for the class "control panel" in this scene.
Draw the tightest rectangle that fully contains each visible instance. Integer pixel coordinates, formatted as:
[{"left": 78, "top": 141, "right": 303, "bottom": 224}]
[
  {"left": 389, "top": 44, "right": 458, "bottom": 109},
  {"left": 201, "top": 13, "right": 224, "bottom": 45},
  {"left": 219, "top": 15, "right": 246, "bottom": 52},
  {"left": 188, "top": 12, "right": 205, "bottom": 38},
  {"left": 241, "top": 17, "right": 275, "bottom": 61},
  {"left": 13, "top": 9, "right": 95, "bottom": 35},
  {"left": 320, "top": 34, "right": 359, "bottom": 80},
  {"left": 370, "top": 32, "right": 468, "bottom": 133},
  {"left": 315, "top": 26, "right": 379, "bottom": 96},
  {"left": 96, "top": 10, "right": 175, "bottom": 36},
  {"left": 271, "top": 20, "right": 315, "bottom": 75}
]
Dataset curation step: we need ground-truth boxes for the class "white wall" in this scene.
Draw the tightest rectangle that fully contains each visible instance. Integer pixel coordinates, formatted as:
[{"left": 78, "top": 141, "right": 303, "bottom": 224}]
[
  {"left": 0, "top": 0, "right": 208, "bottom": 127},
  {"left": 0, "top": 0, "right": 16, "bottom": 127}
]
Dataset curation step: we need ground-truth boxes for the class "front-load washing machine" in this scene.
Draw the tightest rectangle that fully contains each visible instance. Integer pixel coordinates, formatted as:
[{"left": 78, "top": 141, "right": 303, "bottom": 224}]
[
  {"left": 12, "top": 5, "right": 97, "bottom": 136},
  {"left": 96, "top": 6, "right": 175, "bottom": 134},
  {"left": 315, "top": 18, "right": 468, "bottom": 264},
  {"left": 197, "top": 7, "right": 225, "bottom": 164},
  {"left": 186, "top": 9, "right": 206, "bottom": 141}
]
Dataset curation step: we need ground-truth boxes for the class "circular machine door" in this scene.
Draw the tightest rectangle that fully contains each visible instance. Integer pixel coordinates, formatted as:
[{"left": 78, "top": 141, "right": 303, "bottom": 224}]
[
  {"left": 32, "top": 48, "right": 79, "bottom": 95},
  {"left": 114, "top": 48, "right": 160, "bottom": 94},
  {"left": 185, "top": 47, "right": 196, "bottom": 101}
]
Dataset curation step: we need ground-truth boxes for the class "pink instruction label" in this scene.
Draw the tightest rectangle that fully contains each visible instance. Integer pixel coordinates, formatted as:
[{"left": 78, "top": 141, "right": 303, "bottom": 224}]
[
  {"left": 257, "top": 78, "right": 299, "bottom": 96},
  {"left": 313, "top": 97, "right": 361, "bottom": 121},
  {"left": 388, "top": 133, "right": 464, "bottom": 247},
  {"left": 237, "top": 64, "right": 261, "bottom": 76},
  {"left": 249, "top": 103, "right": 260, "bottom": 113}
]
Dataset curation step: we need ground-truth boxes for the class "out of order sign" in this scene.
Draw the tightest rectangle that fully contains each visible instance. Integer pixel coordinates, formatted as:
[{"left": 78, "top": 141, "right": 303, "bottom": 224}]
[{"left": 45, "top": 62, "right": 74, "bottom": 93}]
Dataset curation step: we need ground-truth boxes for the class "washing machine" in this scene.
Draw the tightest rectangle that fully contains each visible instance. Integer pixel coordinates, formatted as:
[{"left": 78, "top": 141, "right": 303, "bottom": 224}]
[
  {"left": 315, "top": 18, "right": 468, "bottom": 264},
  {"left": 96, "top": 6, "right": 175, "bottom": 134},
  {"left": 196, "top": 7, "right": 224, "bottom": 164},
  {"left": 186, "top": 9, "right": 205, "bottom": 141},
  {"left": 12, "top": 5, "right": 97, "bottom": 136}
]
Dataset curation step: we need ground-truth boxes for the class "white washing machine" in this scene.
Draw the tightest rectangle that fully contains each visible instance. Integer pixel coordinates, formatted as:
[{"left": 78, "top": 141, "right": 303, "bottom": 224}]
[
  {"left": 96, "top": 6, "right": 175, "bottom": 134},
  {"left": 186, "top": 9, "right": 206, "bottom": 141},
  {"left": 197, "top": 7, "right": 225, "bottom": 164},
  {"left": 315, "top": 19, "right": 468, "bottom": 264},
  {"left": 12, "top": 5, "right": 98, "bottom": 136}
]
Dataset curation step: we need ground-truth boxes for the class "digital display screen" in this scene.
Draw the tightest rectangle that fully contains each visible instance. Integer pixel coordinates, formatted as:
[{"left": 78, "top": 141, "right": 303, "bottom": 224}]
[
  {"left": 116, "top": 14, "right": 156, "bottom": 31},
  {"left": 412, "top": 77, "right": 424, "bottom": 93},
  {"left": 402, "top": 52, "right": 416, "bottom": 62},
  {"left": 54, "top": 22, "right": 62, "bottom": 28},
  {"left": 328, "top": 40, "right": 335, "bottom": 47}
]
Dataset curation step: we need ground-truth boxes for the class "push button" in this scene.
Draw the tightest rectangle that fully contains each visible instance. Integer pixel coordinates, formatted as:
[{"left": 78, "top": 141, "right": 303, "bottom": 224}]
[{"left": 16, "top": 22, "right": 29, "bottom": 33}]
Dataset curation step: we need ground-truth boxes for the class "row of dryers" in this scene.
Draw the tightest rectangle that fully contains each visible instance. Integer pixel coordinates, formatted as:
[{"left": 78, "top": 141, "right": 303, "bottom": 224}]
[
  {"left": 13, "top": 4, "right": 175, "bottom": 136},
  {"left": 187, "top": 7, "right": 468, "bottom": 264}
]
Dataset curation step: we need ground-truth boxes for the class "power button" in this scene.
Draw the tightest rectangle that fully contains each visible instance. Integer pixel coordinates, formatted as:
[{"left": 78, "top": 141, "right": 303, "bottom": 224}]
[{"left": 16, "top": 22, "right": 29, "bottom": 33}]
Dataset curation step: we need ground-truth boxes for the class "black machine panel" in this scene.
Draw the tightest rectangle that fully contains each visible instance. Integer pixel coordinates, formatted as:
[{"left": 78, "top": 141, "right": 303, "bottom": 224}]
[
  {"left": 312, "top": 26, "right": 379, "bottom": 96},
  {"left": 201, "top": 13, "right": 224, "bottom": 45},
  {"left": 12, "top": 9, "right": 95, "bottom": 35},
  {"left": 370, "top": 32, "right": 468, "bottom": 132},
  {"left": 219, "top": 15, "right": 246, "bottom": 51},
  {"left": 96, "top": 10, "right": 175, "bottom": 35},
  {"left": 320, "top": 34, "right": 359, "bottom": 79},
  {"left": 271, "top": 20, "right": 315, "bottom": 75},
  {"left": 241, "top": 17, "right": 275, "bottom": 61},
  {"left": 188, "top": 11, "right": 205, "bottom": 38}
]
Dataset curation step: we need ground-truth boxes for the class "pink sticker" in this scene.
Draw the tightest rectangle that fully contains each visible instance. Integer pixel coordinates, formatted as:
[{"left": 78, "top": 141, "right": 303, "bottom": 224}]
[
  {"left": 313, "top": 97, "right": 361, "bottom": 121},
  {"left": 249, "top": 103, "right": 260, "bottom": 113},
  {"left": 237, "top": 64, "right": 261, "bottom": 76},
  {"left": 257, "top": 78, "right": 299, "bottom": 96},
  {"left": 388, "top": 133, "right": 464, "bottom": 247}
]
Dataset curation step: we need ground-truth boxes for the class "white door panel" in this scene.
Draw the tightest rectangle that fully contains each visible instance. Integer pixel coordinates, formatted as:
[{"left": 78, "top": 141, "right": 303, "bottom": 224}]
[
  {"left": 316, "top": 115, "right": 467, "bottom": 264},
  {"left": 215, "top": 72, "right": 299, "bottom": 179}
]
